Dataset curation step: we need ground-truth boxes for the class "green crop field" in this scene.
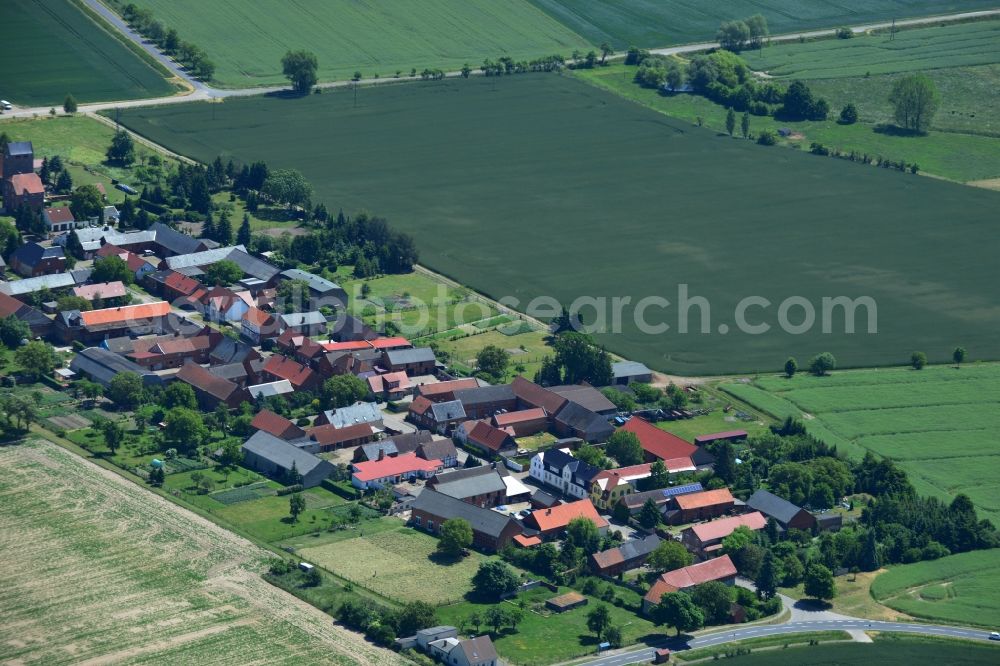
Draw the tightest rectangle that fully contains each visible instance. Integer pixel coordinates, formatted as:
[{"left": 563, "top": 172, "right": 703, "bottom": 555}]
[
  {"left": 113, "top": 74, "right": 1000, "bottom": 375},
  {"left": 298, "top": 525, "right": 491, "bottom": 605},
  {"left": 527, "top": 0, "right": 998, "bottom": 49},
  {"left": 720, "top": 364, "right": 1000, "bottom": 524},
  {"left": 0, "top": 0, "right": 175, "bottom": 106},
  {"left": 871, "top": 550, "right": 1000, "bottom": 626},
  {"left": 682, "top": 634, "right": 1000, "bottom": 665},
  {"left": 0, "top": 440, "right": 403, "bottom": 665},
  {"left": 747, "top": 19, "right": 1000, "bottom": 79},
  {"left": 115, "top": 0, "right": 591, "bottom": 87}
]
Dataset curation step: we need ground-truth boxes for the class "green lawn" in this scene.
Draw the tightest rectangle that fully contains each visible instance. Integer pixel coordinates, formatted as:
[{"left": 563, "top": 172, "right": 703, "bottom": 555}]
[
  {"left": 720, "top": 363, "right": 1000, "bottom": 524},
  {"left": 526, "top": 0, "right": 999, "bottom": 49},
  {"left": 430, "top": 328, "right": 552, "bottom": 381},
  {"left": 871, "top": 550, "right": 1000, "bottom": 627},
  {"left": 656, "top": 409, "right": 770, "bottom": 444},
  {"left": 115, "top": 0, "right": 591, "bottom": 87},
  {"left": 675, "top": 631, "right": 851, "bottom": 661},
  {"left": 0, "top": 0, "right": 175, "bottom": 106},
  {"left": 114, "top": 74, "right": 1000, "bottom": 375},
  {"left": 574, "top": 63, "right": 1000, "bottom": 182},
  {"left": 437, "top": 584, "right": 658, "bottom": 666},
  {"left": 298, "top": 525, "right": 493, "bottom": 605}
]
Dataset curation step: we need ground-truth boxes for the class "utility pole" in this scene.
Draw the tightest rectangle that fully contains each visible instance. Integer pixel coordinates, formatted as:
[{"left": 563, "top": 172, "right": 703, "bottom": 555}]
[{"left": 890, "top": 17, "right": 896, "bottom": 41}]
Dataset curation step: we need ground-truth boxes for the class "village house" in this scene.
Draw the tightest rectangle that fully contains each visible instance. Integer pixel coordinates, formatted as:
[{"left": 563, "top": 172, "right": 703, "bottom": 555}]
[
  {"left": 95, "top": 244, "right": 156, "bottom": 282},
  {"left": 682, "top": 512, "right": 767, "bottom": 559},
  {"left": 241, "top": 306, "right": 278, "bottom": 343},
  {"left": 408, "top": 396, "right": 466, "bottom": 433},
  {"left": 278, "top": 268, "right": 348, "bottom": 309},
  {"left": 261, "top": 354, "right": 319, "bottom": 391},
  {"left": 2, "top": 172, "right": 45, "bottom": 212},
  {"left": 523, "top": 498, "right": 609, "bottom": 539},
  {"left": 589, "top": 463, "right": 652, "bottom": 510},
  {"left": 666, "top": 488, "right": 736, "bottom": 525},
  {"left": 69, "top": 347, "right": 164, "bottom": 388},
  {"left": 10, "top": 242, "right": 66, "bottom": 277},
  {"left": 548, "top": 384, "right": 618, "bottom": 415},
  {"left": 611, "top": 360, "right": 653, "bottom": 385},
  {"left": 383, "top": 347, "right": 437, "bottom": 375},
  {"left": 0, "top": 272, "right": 77, "bottom": 299},
  {"left": 417, "top": 378, "right": 483, "bottom": 402},
  {"left": 304, "top": 422, "right": 376, "bottom": 452},
  {"left": 0, "top": 291, "right": 52, "bottom": 339},
  {"left": 351, "top": 451, "right": 443, "bottom": 490},
  {"left": 127, "top": 331, "right": 218, "bottom": 370},
  {"left": 2, "top": 141, "right": 35, "bottom": 179},
  {"left": 162, "top": 245, "right": 280, "bottom": 285},
  {"left": 618, "top": 416, "right": 712, "bottom": 466},
  {"left": 455, "top": 419, "right": 517, "bottom": 457},
  {"left": 410, "top": 488, "right": 523, "bottom": 552},
  {"left": 529, "top": 448, "right": 602, "bottom": 500},
  {"left": 353, "top": 431, "right": 434, "bottom": 462},
  {"left": 247, "top": 379, "right": 294, "bottom": 400},
  {"left": 642, "top": 555, "right": 738, "bottom": 614},
  {"left": 209, "top": 336, "right": 261, "bottom": 366},
  {"left": 617, "top": 483, "right": 705, "bottom": 517},
  {"left": 251, "top": 409, "right": 307, "bottom": 441},
  {"left": 492, "top": 407, "right": 548, "bottom": 437},
  {"left": 203, "top": 286, "right": 250, "bottom": 323},
  {"left": 43, "top": 206, "right": 76, "bottom": 233},
  {"left": 176, "top": 362, "right": 249, "bottom": 409},
  {"left": 328, "top": 312, "right": 377, "bottom": 342},
  {"left": 241, "top": 431, "right": 334, "bottom": 488},
  {"left": 746, "top": 489, "right": 817, "bottom": 532},
  {"left": 590, "top": 534, "right": 662, "bottom": 577},
  {"left": 280, "top": 311, "right": 328, "bottom": 337},
  {"left": 452, "top": 384, "right": 518, "bottom": 420},
  {"left": 56, "top": 301, "right": 172, "bottom": 344},
  {"left": 425, "top": 465, "right": 508, "bottom": 508},
  {"left": 425, "top": 634, "right": 499, "bottom": 666},
  {"left": 367, "top": 371, "right": 412, "bottom": 400},
  {"left": 72, "top": 281, "right": 127, "bottom": 306},
  {"left": 552, "top": 401, "right": 614, "bottom": 442},
  {"left": 316, "top": 402, "right": 383, "bottom": 430},
  {"left": 320, "top": 336, "right": 412, "bottom": 354}
]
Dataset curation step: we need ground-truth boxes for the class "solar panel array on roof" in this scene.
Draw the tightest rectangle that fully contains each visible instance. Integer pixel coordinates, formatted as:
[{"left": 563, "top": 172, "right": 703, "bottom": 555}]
[{"left": 661, "top": 483, "right": 704, "bottom": 498}]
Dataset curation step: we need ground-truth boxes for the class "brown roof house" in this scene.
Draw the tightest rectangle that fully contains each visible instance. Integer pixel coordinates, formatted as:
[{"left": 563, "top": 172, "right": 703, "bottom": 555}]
[
  {"left": 251, "top": 409, "right": 307, "bottom": 440},
  {"left": 642, "top": 555, "right": 739, "bottom": 614},
  {"left": 590, "top": 534, "right": 662, "bottom": 577},
  {"left": 176, "top": 362, "right": 249, "bottom": 409},
  {"left": 682, "top": 512, "right": 767, "bottom": 559},
  {"left": 455, "top": 419, "right": 516, "bottom": 457}
]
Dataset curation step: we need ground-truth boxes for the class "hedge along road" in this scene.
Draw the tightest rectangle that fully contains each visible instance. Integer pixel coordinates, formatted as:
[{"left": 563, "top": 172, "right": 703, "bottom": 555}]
[
  {"left": 8, "top": 5, "right": 1000, "bottom": 117},
  {"left": 113, "top": 73, "right": 1000, "bottom": 376}
]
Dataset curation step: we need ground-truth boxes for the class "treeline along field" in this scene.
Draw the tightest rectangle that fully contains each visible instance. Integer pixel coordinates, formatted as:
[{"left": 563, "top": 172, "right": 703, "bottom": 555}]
[
  {"left": 526, "top": 0, "right": 1000, "bottom": 49},
  {"left": 113, "top": 74, "right": 1000, "bottom": 375},
  {"left": 0, "top": 0, "right": 174, "bottom": 106}
]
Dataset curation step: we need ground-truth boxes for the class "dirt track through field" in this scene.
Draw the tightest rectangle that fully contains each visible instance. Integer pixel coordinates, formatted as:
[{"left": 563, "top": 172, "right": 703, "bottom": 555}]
[{"left": 0, "top": 439, "right": 408, "bottom": 666}]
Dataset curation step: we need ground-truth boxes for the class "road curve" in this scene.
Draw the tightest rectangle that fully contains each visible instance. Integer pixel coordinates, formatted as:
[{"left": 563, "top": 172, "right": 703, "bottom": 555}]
[
  {"left": 5, "top": 6, "right": 1000, "bottom": 120},
  {"left": 577, "top": 619, "right": 996, "bottom": 666}
]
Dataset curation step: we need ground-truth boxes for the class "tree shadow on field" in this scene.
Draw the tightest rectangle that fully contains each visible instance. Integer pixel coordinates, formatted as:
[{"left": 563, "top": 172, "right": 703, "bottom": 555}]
[
  {"left": 428, "top": 551, "right": 466, "bottom": 567},
  {"left": 874, "top": 123, "right": 927, "bottom": 138}
]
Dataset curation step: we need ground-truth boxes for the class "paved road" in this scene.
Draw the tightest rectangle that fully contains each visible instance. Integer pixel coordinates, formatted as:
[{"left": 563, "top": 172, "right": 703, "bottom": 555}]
[
  {"left": 578, "top": 620, "right": 995, "bottom": 666},
  {"left": 5, "top": 6, "right": 1000, "bottom": 120}
]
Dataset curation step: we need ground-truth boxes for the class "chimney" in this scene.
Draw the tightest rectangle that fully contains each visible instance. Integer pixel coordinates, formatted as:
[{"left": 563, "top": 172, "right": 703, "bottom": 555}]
[{"left": 378, "top": 449, "right": 386, "bottom": 461}]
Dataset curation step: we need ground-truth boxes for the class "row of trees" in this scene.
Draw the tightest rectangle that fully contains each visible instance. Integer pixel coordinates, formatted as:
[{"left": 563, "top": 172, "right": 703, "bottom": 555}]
[
  {"left": 717, "top": 15, "right": 770, "bottom": 52},
  {"left": 535, "top": 332, "right": 613, "bottom": 387},
  {"left": 121, "top": 3, "right": 214, "bottom": 79}
]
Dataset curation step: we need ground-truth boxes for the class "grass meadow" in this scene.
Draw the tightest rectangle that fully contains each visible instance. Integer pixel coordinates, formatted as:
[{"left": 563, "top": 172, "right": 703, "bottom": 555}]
[
  {"left": 870, "top": 550, "right": 1000, "bottom": 626},
  {"left": 720, "top": 364, "right": 1000, "bottom": 524},
  {"left": 0, "top": 440, "right": 403, "bottom": 665},
  {"left": 114, "top": 74, "right": 1000, "bottom": 375},
  {"left": 0, "top": 0, "right": 175, "bottom": 106},
  {"left": 526, "top": 0, "right": 999, "bottom": 49},
  {"left": 116, "top": 0, "right": 591, "bottom": 87}
]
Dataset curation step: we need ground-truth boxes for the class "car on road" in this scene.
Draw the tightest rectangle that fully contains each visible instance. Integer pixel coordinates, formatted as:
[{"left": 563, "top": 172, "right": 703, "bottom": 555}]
[
  {"left": 0, "top": 101, "right": 12, "bottom": 110},
  {"left": 115, "top": 183, "right": 138, "bottom": 195},
  {"left": 990, "top": 631, "right": 1000, "bottom": 641}
]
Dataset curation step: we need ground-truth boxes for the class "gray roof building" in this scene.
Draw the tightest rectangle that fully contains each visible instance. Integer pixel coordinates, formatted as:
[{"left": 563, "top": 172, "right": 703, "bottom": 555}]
[
  {"left": 385, "top": 347, "right": 436, "bottom": 366},
  {"left": 612, "top": 360, "right": 653, "bottom": 381},
  {"left": 429, "top": 466, "right": 507, "bottom": 501},
  {"left": 411, "top": 489, "right": 519, "bottom": 541},
  {"left": 69, "top": 347, "right": 164, "bottom": 387},
  {"left": 241, "top": 430, "right": 334, "bottom": 488},
  {"left": 279, "top": 269, "right": 347, "bottom": 300},
  {"left": 322, "top": 402, "right": 382, "bottom": 429},
  {"left": 280, "top": 311, "right": 327, "bottom": 328},
  {"left": 164, "top": 245, "right": 278, "bottom": 282},
  {"left": 6, "top": 141, "right": 33, "bottom": 156},
  {"left": 453, "top": 384, "right": 516, "bottom": 407},
  {"left": 431, "top": 400, "right": 466, "bottom": 423},
  {"left": 746, "top": 489, "right": 817, "bottom": 530},
  {"left": 0, "top": 272, "right": 77, "bottom": 296},
  {"left": 554, "top": 401, "right": 614, "bottom": 442}
]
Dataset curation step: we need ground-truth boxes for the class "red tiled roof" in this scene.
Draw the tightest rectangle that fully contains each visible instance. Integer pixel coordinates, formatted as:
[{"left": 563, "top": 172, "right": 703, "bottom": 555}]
[
  {"left": 163, "top": 270, "right": 202, "bottom": 296},
  {"left": 44, "top": 206, "right": 74, "bottom": 223},
  {"left": 619, "top": 417, "right": 697, "bottom": 462},
  {"left": 251, "top": 409, "right": 306, "bottom": 440},
  {"left": 176, "top": 362, "right": 240, "bottom": 402},
  {"left": 526, "top": 498, "right": 609, "bottom": 533},
  {"left": 466, "top": 420, "right": 513, "bottom": 452},
  {"left": 644, "top": 556, "right": 738, "bottom": 604},
  {"left": 592, "top": 463, "right": 652, "bottom": 492},
  {"left": 368, "top": 371, "right": 411, "bottom": 394},
  {"left": 73, "top": 281, "right": 126, "bottom": 301},
  {"left": 10, "top": 173, "right": 44, "bottom": 194},
  {"left": 687, "top": 512, "right": 767, "bottom": 543},
  {"left": 513, "top": 534, "right": 542, "bottom": 548},
  {"left": 321, "top": 336, "right": 410, "bottom": 352},
  {"left": 352, "top": 452, "right": 442, "bottom": 482},
  {"left": 409, "top": 395, "right": 434, "bottom": 416},
  {"left": 243, "top": 306, "right": 274, "bottom": 327},
  {"left": 307, "top": 422, "right": 374, "bottom": 447},
  {"left": 493, "top": 407, "right": 547, "bottom": 426},
  {"left": 0, "top": 292, "right": 25, "bottom": 318},
  {"left": 263, "top": 354, "right": 315, "bottom": 388},
  {"left": 95, "top": 243, "right": 124, "bottom": 259},
  {"left": 418, "top": 378, "right": 480, "bottom": 397},
  {"left": 79, "top": 301, "right": 170, "bottom": 327},
  {"left": 128, "top": 334, "right": 212, "bottom": 359},
  {"left": 674, "top": 488, "right": 735, "bottom": 511},
  {"left": 511, "top": 376, "right": 567, "bottom": 414}
]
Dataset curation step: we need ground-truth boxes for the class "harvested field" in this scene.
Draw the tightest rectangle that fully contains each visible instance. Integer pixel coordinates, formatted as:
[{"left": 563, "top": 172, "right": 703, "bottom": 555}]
[{"left": 0, "top": 439, "right": 406, "bottom": 665}]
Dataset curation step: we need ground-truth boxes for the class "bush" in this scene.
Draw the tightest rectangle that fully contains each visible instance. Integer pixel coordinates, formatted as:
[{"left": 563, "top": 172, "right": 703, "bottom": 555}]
[
  {"left": 749, "top": 101, "right": 770, "bottom": 116},
  {"left": 839, "top": 103, "right": 858, "bottom": 124},
  {"left": 836, "top": 27, "right": 854, "bottom": 39},
  {"left": 757, "top": 130, "right": 777, "bottom": 145},
  {"left": 277, "top": 484, "right": 304, "bottom": 496},
  {"left": 809, "top": 142, "right": 830, "bottom": 156}
]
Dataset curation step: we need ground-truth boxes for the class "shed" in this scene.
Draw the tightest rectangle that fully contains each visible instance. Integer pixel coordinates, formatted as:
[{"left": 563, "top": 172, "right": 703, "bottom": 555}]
[{"left": 545, "top": 592, "right": 588, "bottom": 612}]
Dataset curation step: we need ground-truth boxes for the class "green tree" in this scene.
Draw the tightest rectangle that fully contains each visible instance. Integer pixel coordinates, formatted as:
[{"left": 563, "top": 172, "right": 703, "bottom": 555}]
[
  {"left": 953, "top": 346, "right": 967, "bottom": 367},
  {"left": 741, "top": 110, "right": 750, "bottom": 138},
  {"left": 586, "top": 604, "right": 612, "bottom": 640},
  {"left": 106, "top": 130, "right": 136, "bottom": 165},
  {"left": 461, "top": 63, "right": 472, "bottom": 78},
  {"left": 484, "top": 606, "right": 506, "bottom": 635},
  {"left": 289, "top": 492, "right": 306, "bottom": 521},
  {"left": 99, "top": 418, "right": 125, "bottom": 455},
  {"left": 784, "top": 356, "right": 798, "bottom": 378},
  {"left": 606, "top": 430, "right": 644, "bottom": 466},
  {"left": 691, "top": 580, "right": 733, "bottom": 624},
  {"left": 605, "top": 624, "right": 623, "bottom": 648},
  {"left": 889, "top": 74, "right": 938, "bottom": 133},
  {"left": 161, "top": 382, "right": 197, "bottom": 410},
  {"left": 746, "top": 14, "right": 769, "bottom": 49},
  {"left": 70, "top": 184, "right": 104, "bottom": 220},
  {"left": 717, "top": 20, "right": 750, "bottom": 51},
  {"left": 0, "top": 315, "right": 30, "bottom": 348},
  {"left": 396, "top": 601, "right": 437, "bottom": 637},
  {"left": 756, "top": 549, "right": 779, "bottom": 600},
  {"left": 63, "top": 94, "right": 78, "bottom": 114},
  {"left": 55, "top": 168, "right": 73, "bottom": 194},
  {"left": 263, "top": 168, "right": 313, "bottom": 208},
  {"left": 553, "top": 332, "right": 613, "bottom": 385},
  {"left": 92, "top": 255, "right": 134, "bottom": 285},
  {"left": 666, "top": 63, "right": 685, "bottom": 91},
  {"left": 725, "top": 108, "right": 736, "bottom": 136},
  {"left": 599, "top": 42, "right": 614, "bottom": 65},
  {"left": 106, "top": 372, "right": 144, "bottom": 409},
  {"left": 163, "top": 406, "right": 208, "bottom": 453},
  {"left": 910, "top": 351, "right": 927, "bottom": 370},
  {"left": 713, "top": 441, "right": 737, "bottom": 485},
  {"left": 804, "top": 563, "right": 836, "bottom": 600},
  {"left": 644, "top": 459, "right": 670, "bottom": 490},
  {"left": 203, "top": 259, "right": 243, "bottom": 286},
  {"left": 281, "top": 50, "right": 319, "bottom": 94},
  {"left": 654, "top": 592, "right": 704, "bottom": 636},
  {"left": 15, "top": 341, "right": 58, "bottom": 381},
  {"left": 839, "top": 103, "right": 858, "bottom": 124},
  {"left": 237, "top": 212, "right": 252, "bottom": 246},
  {"left": 639, "top": 498, "right": 662, "bottom": 529},
  {"left": 475, "top": 345, "right": 510, "bottom": 380},
  {"left": 438, "top": 518, "right": 473, "bottom": 557},
  {"left": 809, "top": 352, "right": 836, "bottom": 376},
  {"left": 321, "top": 374, "right": 369, "bottom": 409},
  {"left": 722, "top": 526, "right": 754, "bottom": 557},
  {"left": 566, "top": 517, "right": 601, "bottom": 554},
  {"left": 471, "top": 560, "right": 519, "bottom": 600},
  {"left": 647, "top": 539, "right": 693, "bottom": 572}
]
